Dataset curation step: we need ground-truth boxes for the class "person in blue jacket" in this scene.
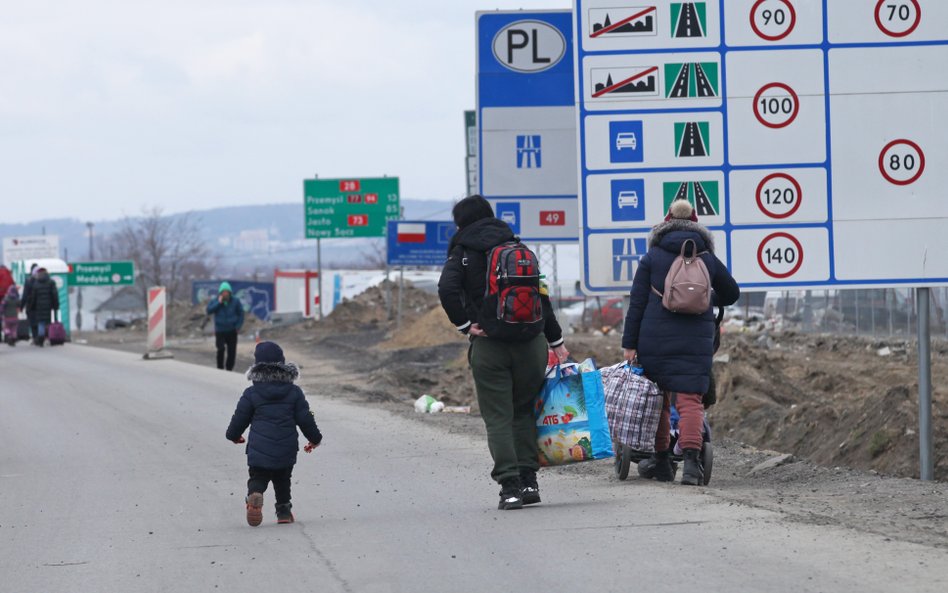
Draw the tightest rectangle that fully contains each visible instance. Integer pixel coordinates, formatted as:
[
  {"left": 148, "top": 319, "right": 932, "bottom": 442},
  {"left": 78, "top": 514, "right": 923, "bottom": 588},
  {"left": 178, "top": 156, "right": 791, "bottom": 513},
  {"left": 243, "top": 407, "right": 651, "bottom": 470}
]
[
  {"left": 226, "top": 341, "right": 323, "bottom": 525},
  {"left": 621, "top": 199, "right": 740, "bottom": 486},
  {"left": 206, "top": 281, "right": 244, "bottom": 371}
]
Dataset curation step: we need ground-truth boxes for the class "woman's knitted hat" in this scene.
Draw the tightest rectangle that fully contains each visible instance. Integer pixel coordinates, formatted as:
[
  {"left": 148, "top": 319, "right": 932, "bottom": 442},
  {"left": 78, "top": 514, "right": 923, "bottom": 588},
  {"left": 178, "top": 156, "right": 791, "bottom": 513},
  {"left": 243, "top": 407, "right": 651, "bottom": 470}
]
[{"left": 664, "top": 199, "right": 698, "bottom": 222}]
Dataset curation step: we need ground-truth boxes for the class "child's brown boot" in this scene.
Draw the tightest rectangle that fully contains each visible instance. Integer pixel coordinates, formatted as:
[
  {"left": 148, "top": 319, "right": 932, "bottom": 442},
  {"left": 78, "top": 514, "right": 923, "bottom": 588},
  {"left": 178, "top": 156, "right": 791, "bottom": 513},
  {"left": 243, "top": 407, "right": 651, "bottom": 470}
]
[{"left": 246, "top": 493, "right": 264, "bottom": 526}]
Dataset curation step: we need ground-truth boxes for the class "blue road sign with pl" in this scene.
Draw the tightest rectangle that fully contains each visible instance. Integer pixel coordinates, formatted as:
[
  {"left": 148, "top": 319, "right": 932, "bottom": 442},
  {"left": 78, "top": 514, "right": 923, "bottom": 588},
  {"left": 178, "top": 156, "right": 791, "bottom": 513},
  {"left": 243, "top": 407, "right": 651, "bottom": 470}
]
[
  {"left": 611, "top": 179, "right": 646, "bottom": 222},
  {"left": 386, "top": 221, "right": 456, "bottom": 267},
  {"left": 609, "top": 120, "right": 644, "bottom": 163},
  {"left": 478, "top": 10, "right": 578, "bottom": 242}
]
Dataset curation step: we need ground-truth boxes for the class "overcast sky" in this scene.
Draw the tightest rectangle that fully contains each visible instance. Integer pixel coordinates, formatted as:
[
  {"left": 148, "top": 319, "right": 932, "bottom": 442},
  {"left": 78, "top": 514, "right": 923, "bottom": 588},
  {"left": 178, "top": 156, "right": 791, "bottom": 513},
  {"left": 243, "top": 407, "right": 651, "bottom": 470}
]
[{"left": 1, "top": 0, "right": 567, "bottom": 223}]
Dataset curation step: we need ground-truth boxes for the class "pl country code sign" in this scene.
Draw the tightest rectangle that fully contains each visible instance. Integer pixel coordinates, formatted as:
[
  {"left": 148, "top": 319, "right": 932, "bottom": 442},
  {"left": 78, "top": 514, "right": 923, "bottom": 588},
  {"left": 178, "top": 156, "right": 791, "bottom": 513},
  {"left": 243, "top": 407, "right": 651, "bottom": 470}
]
[
  {"left": 304, "top": 177, "right": 400, "bottom": 239},
  {"left": 575, "top": 0, "right": 948, "bottom": 293}
]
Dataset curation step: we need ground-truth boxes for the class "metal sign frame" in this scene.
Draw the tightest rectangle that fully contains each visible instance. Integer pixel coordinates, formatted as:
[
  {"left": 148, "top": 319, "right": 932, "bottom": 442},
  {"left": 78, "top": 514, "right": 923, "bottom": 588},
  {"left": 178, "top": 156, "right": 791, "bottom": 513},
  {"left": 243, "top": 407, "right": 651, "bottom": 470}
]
[{"left": 575, "top": 0, "right": 948, "bottom": 294}]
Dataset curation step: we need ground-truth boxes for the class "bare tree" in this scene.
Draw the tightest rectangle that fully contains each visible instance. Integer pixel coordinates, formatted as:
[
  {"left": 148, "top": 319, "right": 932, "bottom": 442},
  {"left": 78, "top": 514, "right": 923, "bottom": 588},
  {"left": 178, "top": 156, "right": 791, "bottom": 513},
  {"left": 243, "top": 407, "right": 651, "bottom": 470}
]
[
  {"left": 360, "top": 238, "right": 388, "bottom": 270},
  {"left": 108, "top": 207, "right": 215, "bottom": 303}
]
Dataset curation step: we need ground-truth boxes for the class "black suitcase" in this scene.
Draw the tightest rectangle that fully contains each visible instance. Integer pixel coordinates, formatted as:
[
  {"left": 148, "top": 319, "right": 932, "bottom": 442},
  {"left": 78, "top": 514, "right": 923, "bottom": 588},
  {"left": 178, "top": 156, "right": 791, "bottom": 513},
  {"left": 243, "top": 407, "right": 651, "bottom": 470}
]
[{"left": 17, "top": 319, "right": 30, "bottom": 341}]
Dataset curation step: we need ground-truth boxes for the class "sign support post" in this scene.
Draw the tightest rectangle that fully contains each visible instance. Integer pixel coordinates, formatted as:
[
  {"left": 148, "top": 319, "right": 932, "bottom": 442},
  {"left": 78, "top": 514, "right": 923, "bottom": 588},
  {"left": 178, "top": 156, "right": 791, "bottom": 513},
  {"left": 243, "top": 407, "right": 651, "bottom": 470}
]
[
  {"left": 397, "top": 266, "right": 404, "bottom": 329},
  {"left": 917, "top": 287, "right": 933, "bottom": 481},
  {"left": 316, "top": 238, "right": 323, "bottom": 320}
]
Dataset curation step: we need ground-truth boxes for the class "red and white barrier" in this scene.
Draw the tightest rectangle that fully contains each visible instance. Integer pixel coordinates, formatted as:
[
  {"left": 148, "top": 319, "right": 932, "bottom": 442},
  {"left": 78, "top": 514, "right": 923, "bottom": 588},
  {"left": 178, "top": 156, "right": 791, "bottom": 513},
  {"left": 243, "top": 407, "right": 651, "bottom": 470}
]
[{"left": 144, "top": 286, "right": 172, "bottom": 359}]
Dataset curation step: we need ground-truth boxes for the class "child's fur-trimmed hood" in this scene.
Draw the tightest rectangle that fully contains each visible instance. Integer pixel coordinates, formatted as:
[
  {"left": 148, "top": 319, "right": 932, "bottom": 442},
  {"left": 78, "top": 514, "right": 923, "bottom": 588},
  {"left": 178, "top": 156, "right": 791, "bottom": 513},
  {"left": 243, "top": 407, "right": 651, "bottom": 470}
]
[{"left": 246, "top": 361, "right": 299, "bottom": 383}]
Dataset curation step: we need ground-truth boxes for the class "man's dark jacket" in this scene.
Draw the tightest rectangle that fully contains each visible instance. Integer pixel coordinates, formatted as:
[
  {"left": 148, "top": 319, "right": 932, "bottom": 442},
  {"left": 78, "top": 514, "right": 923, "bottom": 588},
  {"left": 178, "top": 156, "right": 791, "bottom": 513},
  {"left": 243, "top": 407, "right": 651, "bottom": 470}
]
[
  {"left": 621, "top": 218, "right": 740, "bottom": 395},
  {"left": 226, "top": 361, "right": 323, "bottom": 469},
  {"left": 207, "top": 297, "right": 244, "bottom": 333},
  {"left": 27, "top": 270, "right": 59, "bottom": 324},
  {"left": 437, "top": 217, "right": 563, "bottom": 346}
]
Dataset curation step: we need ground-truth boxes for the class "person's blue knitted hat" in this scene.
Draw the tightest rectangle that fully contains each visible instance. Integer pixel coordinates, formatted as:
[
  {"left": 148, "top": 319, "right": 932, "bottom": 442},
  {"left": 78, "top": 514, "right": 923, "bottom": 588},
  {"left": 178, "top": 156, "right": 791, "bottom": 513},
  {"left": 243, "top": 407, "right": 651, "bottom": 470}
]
[{"left": 254, "top": 341, "right": 285, "bottom": 364}]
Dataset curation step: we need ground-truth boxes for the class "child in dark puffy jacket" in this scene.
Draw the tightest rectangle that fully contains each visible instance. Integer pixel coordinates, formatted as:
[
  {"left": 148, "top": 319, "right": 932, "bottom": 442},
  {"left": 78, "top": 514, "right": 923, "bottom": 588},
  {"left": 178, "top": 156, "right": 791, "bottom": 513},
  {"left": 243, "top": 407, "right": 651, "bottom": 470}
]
[
  {"left": 2, "top": 285, "right": 19, "bottom": 345},
  {"left": 226, "top": 341, "right": 323, "bottom": 526}
]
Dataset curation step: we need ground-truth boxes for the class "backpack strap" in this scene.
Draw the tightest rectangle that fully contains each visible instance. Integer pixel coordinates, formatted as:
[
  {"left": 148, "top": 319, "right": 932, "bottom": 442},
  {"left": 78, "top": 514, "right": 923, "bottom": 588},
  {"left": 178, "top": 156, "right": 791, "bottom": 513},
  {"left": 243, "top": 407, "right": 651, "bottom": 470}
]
[{"left": 681, "top": 239, "right": 710, "bottom": 260}]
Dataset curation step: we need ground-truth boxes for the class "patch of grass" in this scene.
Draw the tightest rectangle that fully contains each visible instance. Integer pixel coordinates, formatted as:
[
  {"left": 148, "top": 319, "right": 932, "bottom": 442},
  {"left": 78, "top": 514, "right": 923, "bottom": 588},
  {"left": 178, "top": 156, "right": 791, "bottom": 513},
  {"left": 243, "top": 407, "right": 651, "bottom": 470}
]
[{"left": 868, "top": 430, "right": 891, "bottom": 458}]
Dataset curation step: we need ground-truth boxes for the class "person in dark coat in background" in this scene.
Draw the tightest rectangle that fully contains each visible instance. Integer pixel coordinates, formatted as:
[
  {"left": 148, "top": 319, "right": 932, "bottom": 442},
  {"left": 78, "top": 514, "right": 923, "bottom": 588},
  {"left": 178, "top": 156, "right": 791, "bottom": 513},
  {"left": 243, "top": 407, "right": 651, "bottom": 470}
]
[
  {"left": 27, "top": 267, "right": 60, "bottom": 347},
  {"left": 226, "top": 341, "right": 323, "bottom": 526},
  {"left": 438, "top": 195, "right": 569, "bottom": 511},
  {"left": 2, "top": 284, "right": 20, "bottom": 346},
  {"left": 19, "top": 264, "right": 39, "bottom": 340},
  {"left": 207, "top": 281, "right": 244, "bottom": 371},
  {"left": 621, "top": 199, "right": 740, "bottom": 485}
]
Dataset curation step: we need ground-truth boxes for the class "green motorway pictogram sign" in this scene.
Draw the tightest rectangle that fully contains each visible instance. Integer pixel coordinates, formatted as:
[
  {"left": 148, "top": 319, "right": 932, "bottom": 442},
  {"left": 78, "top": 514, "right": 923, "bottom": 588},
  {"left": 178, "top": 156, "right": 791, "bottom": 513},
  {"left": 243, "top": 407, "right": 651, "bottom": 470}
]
[{"left": 663, "top": 181, "right": 720, "bottom": 217}]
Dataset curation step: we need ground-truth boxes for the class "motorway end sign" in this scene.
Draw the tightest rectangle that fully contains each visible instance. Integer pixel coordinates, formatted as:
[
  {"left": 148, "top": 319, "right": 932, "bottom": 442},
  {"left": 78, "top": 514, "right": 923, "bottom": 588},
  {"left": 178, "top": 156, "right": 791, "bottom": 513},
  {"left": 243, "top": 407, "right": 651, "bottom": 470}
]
[
  {"left": 67, "top": 261, "right": 135, "bottom": 286},
  {"left": 304, "top": 177, "right": 400, "bottom": 239}
]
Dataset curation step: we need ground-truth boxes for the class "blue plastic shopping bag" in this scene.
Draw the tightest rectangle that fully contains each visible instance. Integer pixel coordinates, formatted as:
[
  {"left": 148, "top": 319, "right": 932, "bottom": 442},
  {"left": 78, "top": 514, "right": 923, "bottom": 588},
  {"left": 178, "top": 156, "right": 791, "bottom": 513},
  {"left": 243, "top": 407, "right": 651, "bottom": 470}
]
[{"left": 535, "top": 361, "right": 614, "bottom": 466}]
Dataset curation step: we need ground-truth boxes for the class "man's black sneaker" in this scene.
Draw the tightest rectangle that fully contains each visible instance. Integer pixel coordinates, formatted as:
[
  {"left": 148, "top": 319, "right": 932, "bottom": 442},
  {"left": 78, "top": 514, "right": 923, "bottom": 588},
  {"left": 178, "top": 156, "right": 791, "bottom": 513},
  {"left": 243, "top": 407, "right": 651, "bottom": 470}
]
[
  {"left": 498, "top": 477, "right": 524, "bottom": 510},
  {"left": 520, "top": 470, "right": 541, "bottom": 505}
]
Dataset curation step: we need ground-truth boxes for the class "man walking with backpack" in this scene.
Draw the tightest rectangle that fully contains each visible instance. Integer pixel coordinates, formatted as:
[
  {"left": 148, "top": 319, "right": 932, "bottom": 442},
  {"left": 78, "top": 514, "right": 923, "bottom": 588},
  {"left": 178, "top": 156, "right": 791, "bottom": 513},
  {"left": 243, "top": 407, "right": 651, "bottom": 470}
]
[
  {"left": 438, "top": 196, "right": 569, "bottom": 510},
  {"left": 621, "top": 199, "right": 739, "bottom": 485}
]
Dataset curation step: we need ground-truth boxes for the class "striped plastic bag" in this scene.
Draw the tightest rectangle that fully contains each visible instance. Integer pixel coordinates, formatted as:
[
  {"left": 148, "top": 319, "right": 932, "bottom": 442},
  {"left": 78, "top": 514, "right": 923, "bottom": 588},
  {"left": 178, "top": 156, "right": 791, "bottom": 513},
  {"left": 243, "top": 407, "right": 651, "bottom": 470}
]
[{"left": 601, "top": 362, "right": 663, "bottom": 453}]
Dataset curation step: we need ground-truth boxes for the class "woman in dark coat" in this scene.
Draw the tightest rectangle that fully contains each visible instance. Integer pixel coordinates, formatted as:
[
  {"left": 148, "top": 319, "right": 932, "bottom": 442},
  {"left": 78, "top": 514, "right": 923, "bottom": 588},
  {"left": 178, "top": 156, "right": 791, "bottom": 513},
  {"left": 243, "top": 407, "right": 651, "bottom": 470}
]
[
  {"left": 621, "top": 200, "right": 740, "bottom": 485},
  {"left": 27, "top": 267, "right": 59, "bottom": 346}
]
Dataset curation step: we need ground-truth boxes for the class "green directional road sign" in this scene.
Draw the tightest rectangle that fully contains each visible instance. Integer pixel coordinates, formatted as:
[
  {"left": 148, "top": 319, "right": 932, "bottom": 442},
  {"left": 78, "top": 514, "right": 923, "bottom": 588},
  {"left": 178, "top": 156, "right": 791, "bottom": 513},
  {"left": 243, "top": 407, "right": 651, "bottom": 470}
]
[
  {"left": 662, "top": 181, "right": 720, "bottom": 217},
  {"left": 67, "top": 261, "right": 135, "bottom": 286},
  {"left": 304, "top": 177, "right": 400, "bottom": 239}
]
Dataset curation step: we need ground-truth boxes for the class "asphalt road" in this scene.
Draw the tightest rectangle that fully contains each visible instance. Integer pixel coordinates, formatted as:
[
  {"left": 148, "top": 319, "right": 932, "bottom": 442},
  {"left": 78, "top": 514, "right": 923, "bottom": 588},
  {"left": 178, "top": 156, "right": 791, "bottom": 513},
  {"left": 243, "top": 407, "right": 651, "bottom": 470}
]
[{"left": 2, "top": 345, "right": 947, "bottom": 593}]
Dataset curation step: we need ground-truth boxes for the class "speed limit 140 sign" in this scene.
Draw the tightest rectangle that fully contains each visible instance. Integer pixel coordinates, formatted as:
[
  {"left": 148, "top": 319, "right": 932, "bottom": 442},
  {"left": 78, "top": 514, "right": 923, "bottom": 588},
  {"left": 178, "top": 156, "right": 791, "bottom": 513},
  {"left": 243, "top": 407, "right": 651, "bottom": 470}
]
[{"left": 576, "top": 0, "right": 948, "bottom": 293}]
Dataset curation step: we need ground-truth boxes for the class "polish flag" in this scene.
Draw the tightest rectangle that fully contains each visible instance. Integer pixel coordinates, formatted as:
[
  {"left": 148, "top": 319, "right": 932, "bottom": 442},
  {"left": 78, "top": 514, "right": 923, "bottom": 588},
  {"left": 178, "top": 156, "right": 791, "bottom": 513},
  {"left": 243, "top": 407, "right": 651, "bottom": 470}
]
[{"left": 397, "top": 223, "right": 426, "bottom": 243}]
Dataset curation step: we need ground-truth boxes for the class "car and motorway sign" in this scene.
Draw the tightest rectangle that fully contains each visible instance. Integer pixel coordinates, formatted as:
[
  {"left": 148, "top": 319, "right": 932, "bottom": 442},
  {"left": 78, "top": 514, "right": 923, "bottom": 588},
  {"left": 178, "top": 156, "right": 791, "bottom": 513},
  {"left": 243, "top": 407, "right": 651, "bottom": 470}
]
[
  {"left": 386, "top": 220, "right": 456, "bottom": 266},
  {"left": 576, "top": 0, "right": 948, "bottom": 293},
  {"left": 304, "top": 177, "right": 400, "bottom": 239},
  {"left": 477, "top": 10, "right": 579, "bottom": 242},
  {"left": 67, "top": 261, "right": 135, "bottom": 286}
]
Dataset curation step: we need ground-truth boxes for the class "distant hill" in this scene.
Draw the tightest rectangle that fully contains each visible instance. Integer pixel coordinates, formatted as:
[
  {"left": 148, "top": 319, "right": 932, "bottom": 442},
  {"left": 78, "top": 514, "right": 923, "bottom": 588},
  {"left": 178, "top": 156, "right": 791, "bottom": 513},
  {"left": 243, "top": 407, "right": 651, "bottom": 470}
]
[{"left": 0, "top": 199, "right": 456, "bottom": 273}]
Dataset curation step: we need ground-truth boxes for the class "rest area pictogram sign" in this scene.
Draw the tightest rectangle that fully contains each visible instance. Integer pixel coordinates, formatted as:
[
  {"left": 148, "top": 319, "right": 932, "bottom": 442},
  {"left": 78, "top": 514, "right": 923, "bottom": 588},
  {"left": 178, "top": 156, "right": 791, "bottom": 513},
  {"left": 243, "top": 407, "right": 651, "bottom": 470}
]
[{"left": 576, "top": 0, "right": 948, "bottom": 293}]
